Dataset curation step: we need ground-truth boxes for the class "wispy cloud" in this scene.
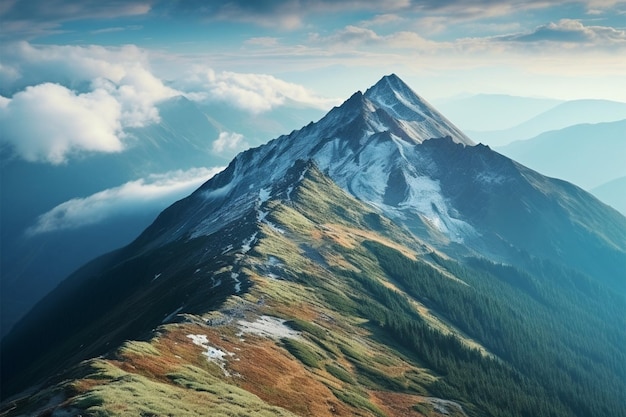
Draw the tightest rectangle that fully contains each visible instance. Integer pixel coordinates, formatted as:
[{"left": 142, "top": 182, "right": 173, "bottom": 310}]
[
  {"left": 176, "top": 68, "right": 338, "bottom": 113},
  {"left": 0, "top": 42, "right": 179, "bottom": 164},
  {"left": 0, "top": 0, "right": 152, "bottom": 40},
  {"left": 90, "top": 25, "right": 143, "bottom": 35},
  {"left": 310, "top": 25, "right": 440, "bottom": 50},
  {"left": 26, "top": 167, "right": 224, "bottom": 236},
  {"left": 493, "top": 19, "right": 626, "bottom": 45},
  {"left": 165, "top": 0, "right": 410, "bottom": 29},
  {"left": 212, "top": 132, "right": 248, "bottom": 153}
]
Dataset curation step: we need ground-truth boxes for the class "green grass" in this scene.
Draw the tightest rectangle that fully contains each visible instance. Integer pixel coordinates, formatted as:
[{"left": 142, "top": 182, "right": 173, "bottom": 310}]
[
  {"left": 281, "top": 338, "right": 323, "bottom": 368},
  {"left": 325, "top": 363, "right": 355, "bottom": 384},
  {"left": 284, "top": 319, "right": 327, "bottom": 340},
  {"left": 68, "top": 360, "right": 298, "bottom": 417},
  {"left": 329, "top": 387, "right": 387, "bottom": 417},
  {"left": 412, "top": 402, "right": 434, "bottom": 415},
  {"left": 353, "top": 361, "right": 408, "bottom": 392},
  {"left": 117, "top": 340, "right": 160, "bottom": 357}
]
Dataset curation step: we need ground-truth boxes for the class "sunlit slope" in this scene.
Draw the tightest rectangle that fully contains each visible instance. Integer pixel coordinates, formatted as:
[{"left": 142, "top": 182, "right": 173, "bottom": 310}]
[{"left": 3, "top": 162, "right": 625, "bottom": 417}]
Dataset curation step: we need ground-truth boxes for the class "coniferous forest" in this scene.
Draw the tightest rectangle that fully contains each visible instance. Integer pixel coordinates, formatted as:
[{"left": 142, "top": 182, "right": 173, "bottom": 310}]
[{"left": 330, "top": 241, "right": 626, "bottom": 417}]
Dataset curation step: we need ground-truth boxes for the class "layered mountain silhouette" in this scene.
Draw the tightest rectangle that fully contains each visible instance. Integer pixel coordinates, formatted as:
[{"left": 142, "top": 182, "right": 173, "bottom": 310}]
[
  {"left": 497, "top": 119, "right": 626, "bottom": 190},
  {"left": 469, "top": 98, "right": 626, "bottom": 146},
  {"left": 2, "top": 75, "right": 625, "bottom": 417}
]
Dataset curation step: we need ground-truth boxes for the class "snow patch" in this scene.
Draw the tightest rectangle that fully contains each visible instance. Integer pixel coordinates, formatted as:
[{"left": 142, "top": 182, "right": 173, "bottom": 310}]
[
  {"left": 476, "top": 171, "right": 506, "bottom": 185},
  {"left": 259, "top": 187, "right": 271, "bottom": 203},
  {"left": 298, "top": 167, "right": 309, "bottom": 181},
  {"left": 237, "top": 315, "right": 301, "bottom": 340},
  {"left": 231, "top": 272, "right": 241, "bottom": 293},
  {"left": 263, "top": 220, "right": 285, "bottom": 234},
  {"left": 257, "top": 210, "right": 268, "bottom": 222},
  {"left": 187, "top": 334, "right": 234, "bottom": 376},
  {"left": 241, "top": 232, "right": 258, "bottom": 253},
  {"left": 399, "top": 174, "right": 476, "bottom": 242}
]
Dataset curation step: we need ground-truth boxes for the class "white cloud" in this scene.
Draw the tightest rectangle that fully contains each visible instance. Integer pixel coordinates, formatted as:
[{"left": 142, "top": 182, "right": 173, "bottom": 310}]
[
  {"left": 177, "top": 68, "right": 338, "bottom": 113},
  {"left": 310, "top": 25, "right": 443, "bottom": 51},
  {"left": 212, "top": 131, "right": 248, "bottom": 153},
  {"left": 26, "top": 166, "right": 224, "bottom": 236},
  {"left": 0, "top": 42, "right": 180, "bottom": 164},
  {"left": 0, "top": 83, "right": 124, "bottom": 164},
  {"left": 493, "top": 19, "right": 626, "bottom": 45},
  {"left": 0, "top": 42, "right": 336, "bottom": 164}
]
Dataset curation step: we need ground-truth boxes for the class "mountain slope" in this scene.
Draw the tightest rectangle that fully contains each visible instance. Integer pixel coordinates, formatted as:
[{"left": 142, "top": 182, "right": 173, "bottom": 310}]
[
  {"left": 2, "top": 75, "right": 625, "bottom": 417},
  {"left": 3, "top": 162, "right": 625, "bottom": 417},
  {"left": 0, "top": 93, "right": 324, "bottom": 337},
  {"left": 130, "top": 75, "right": 625, "bottom": 287},
  {"left": 0, "top": 96, "right": 229, "bottom": 337}
]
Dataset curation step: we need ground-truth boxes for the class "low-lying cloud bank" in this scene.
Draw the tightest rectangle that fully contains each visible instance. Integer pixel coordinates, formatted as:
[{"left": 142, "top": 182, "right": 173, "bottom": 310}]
[
  {"left": 26, "top": 166, "right": 224, "bottom": 236},
  {"left": 0, "top": 42, "right": 335, "bottom": 165}
]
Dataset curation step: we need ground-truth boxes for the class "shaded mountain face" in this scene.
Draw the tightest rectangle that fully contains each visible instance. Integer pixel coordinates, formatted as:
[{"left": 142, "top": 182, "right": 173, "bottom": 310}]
[
  {"left": 0, "top": 96, "right": 229, "bottom": 337},
  {"left": 0, "top": 94, "right": 320, "bottom": 337},
  {"left": 2, "top": 75, "right": 625, "bottom": 417}
]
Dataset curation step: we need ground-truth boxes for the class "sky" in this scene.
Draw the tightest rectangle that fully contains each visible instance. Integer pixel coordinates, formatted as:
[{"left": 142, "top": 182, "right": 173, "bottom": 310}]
[{"left": 1, "top": 0, "right": 625, "bottom": 192}]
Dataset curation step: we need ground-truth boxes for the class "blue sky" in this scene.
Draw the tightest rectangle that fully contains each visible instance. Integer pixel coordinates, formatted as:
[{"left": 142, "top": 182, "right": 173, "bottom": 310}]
[
  {"left": 0, "top": 0, "right": 625, "bottom": 248},
  {"left": 2, "top": 0, "right": 626, "bottom": 99},
  {"left": 1, "top": 0, "right": 625, "bottom": 166}
]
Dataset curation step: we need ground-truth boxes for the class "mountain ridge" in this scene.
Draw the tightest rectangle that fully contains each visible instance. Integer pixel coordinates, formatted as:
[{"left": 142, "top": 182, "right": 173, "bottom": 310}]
[{"left": 2, "top": 75, "right": 625, "bottom": 417}]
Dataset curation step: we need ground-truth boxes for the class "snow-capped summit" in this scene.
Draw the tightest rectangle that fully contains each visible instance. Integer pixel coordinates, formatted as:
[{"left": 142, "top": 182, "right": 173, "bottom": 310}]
[
  {"left": 132, "top": 75, "right": 626, "bottom": 283},
  {"left": 363, "top": 74, "right": 475, "bottom": 146},
  {"left": 133, "top": 75, "right": 482, "bottom": 248}
]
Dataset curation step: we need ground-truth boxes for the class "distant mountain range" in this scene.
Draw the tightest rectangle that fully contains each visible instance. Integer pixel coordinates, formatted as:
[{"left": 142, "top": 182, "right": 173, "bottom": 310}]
[
  {"left": 3, "top": 75, "right": 625, "bottom": 417},
  {"left": 592, "top": 176, "right": 626, "bottom": 217},
  {"left": 434, "top": 94, "right": 563, "bottom": 132},
  {"left": 467, "top": 99, "right": 626, "bottom": 147},
  {"left": 495, "top": 119, "right": 626, "bottom": 215}
]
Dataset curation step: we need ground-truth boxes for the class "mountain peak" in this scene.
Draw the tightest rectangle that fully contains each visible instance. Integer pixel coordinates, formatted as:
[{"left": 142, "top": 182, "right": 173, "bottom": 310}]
[
  {"left": 363, "top": 74, "right": 475, "bottom": 146},
  {"left": 370, "top": 73, "right": 410, "bottom": 94}
]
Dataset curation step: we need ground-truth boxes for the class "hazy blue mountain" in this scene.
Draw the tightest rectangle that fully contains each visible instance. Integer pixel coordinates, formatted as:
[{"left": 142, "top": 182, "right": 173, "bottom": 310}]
[
  {"left": 496, "top": 119, "right": 626, "bottom": 190},
  {"left": 3, "top": 75, "right": 625, "bottom": 417},
  {"left": 592, "top": 176, "right": 626, "bottom": 217},
  {"left": 471, "top": 99, "right": 626, "bottom": 146},
  {"left": 434, "top": 93, "right": 562, "bottom": 131},
  {"left": 199, "top": 99, "right": 326, "bottom": 146}
]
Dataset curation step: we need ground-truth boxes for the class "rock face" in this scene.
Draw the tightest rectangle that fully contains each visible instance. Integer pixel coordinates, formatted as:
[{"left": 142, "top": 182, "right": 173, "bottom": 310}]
[{"left": 2, "top": 75, "right": 625, "bottom": 417}]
